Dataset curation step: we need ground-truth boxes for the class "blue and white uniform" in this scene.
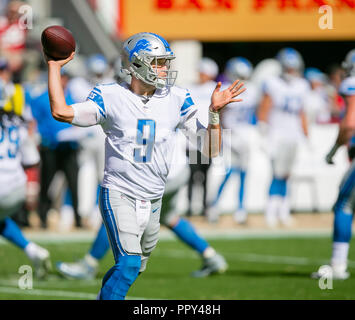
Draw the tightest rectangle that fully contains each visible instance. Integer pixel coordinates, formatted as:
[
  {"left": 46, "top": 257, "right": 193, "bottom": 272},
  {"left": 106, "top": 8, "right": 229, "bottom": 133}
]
[
  {"left": 72, "top": 82, "right": 201, "bottom": 200},
  {"left": 0, "top": 112, "right": 39, "bottom": 219},
  {"left": 71, "top": 82, "right": 203, "bottom": 285},
  {"left": 222, "top": 81, "right": 259, "bottom": 170},
  {"left": 262, "top": 74, "right": 310, "bottom": 227},
  {"left": 334, "top": 76, "right": 355, "bottom": 217},
  {"left": 263, "top": 75, "right": 310, "bottom": 177}
]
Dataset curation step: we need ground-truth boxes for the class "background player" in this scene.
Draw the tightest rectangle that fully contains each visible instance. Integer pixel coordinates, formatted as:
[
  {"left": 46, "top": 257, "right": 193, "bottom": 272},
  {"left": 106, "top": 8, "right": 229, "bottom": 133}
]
[
  {"left": 186, "top": 57, "right": 219, "bottom": 217},
  {"left": 257, "top": 48, "right": 310, "bottom": 227},
  {"left": 45, "top": 32, "right": 245, "bottom": 300},
  {"left": 0, "top": 57, "right": 51, "bottom": 278},
  {"left": 313, "top": 49, "right": 355, "bottom": 280},
  {"left": 207, "top": 57, "right": 260, "bottom": 224}
]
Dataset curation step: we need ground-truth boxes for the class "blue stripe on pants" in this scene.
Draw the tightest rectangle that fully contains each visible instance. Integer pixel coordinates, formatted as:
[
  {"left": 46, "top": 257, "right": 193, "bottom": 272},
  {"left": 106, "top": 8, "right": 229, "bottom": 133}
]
[
  {"left": 98, "top": 187, "right": 141, "bottom": 300},
  {"left": 99, "top": 187, "right": 126, "bottom": 262}
]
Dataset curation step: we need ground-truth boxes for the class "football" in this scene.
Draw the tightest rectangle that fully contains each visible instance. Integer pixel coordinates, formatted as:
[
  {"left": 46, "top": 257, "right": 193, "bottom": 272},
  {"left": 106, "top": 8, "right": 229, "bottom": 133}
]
[{"left": 41, "top": 25, "right": 75, "bottom": 60}]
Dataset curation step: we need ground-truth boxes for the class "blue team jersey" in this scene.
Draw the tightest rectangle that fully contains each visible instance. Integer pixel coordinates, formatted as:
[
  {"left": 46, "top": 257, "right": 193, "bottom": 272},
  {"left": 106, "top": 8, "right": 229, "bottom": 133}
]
[{"left": 30, "top": 89, "right": 77, "bottom": 149}]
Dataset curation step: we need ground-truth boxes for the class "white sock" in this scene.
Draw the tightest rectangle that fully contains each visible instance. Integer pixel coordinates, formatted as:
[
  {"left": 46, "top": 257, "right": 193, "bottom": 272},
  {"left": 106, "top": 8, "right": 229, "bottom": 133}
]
[
  {"left": 24, "top": 242, "right": 39, "bottom": 261},
  {"left": 203, "top": 247, "right": 216, "bottom": 259},
  {"left": 331, "top": 242, "right": 349, "bottom": 268},
  {"left": 279, "top": 197, "right": 291, "bottom": 221},
  {"left": 59, "top": 205, "right": 74, "bottom": 230},
  {"left": 265, "top": 196, "right": 282, "bottom": 224},
  {"left": 84, "top": 254, "right": 99, "bottom": 268}
]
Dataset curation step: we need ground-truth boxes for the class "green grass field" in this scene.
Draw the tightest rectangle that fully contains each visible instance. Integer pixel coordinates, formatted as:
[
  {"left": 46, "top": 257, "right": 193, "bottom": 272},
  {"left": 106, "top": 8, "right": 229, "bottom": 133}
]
[{"left": 0, "top": 233, "right": 354, "bottom": 300}]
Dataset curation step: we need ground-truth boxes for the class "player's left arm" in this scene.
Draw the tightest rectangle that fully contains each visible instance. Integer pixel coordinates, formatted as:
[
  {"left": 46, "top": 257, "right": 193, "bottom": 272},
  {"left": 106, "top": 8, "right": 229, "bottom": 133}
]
[{"left": 203, "top": 80, "right": 245, "bottom": 157}]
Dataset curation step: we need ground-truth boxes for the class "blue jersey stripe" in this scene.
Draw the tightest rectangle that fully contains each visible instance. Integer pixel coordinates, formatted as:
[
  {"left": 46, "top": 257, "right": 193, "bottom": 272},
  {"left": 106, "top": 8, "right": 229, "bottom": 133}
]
[
  {"left": 180, "top": 96, "right": 194, "bottom": 112},
  {"left": 97, "top": 107, "right": 106, "bottom": 118},
  {"left": 181, "top": 109, "right": 190, "bottom": 117},
  {"left": 88, "top": 88, "right": 106, "bottom": 117}
]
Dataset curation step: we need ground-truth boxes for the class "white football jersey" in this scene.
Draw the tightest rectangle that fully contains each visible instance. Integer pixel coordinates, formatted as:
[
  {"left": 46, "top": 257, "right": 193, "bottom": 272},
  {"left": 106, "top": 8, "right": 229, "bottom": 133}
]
[
  {"left": 164, "top": 130, "right": 190, "bottom": 193},
  {"left": 222, "top": 80, "right": 259, "bottom": 129},
  {"left": 0, "top": 113, "right": 39, "bottom": 197},
  {"left": 263, "top": 75, "right": 310, "bottom": 140},
  {"left": 71, "top": 82, "right": 203, "bottom": 200}
]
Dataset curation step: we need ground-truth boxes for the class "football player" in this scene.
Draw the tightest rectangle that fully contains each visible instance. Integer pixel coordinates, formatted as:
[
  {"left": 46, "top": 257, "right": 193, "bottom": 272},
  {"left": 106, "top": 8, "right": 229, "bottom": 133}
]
[
  {"left": 257, "top": 48, "right": 310, "bottom": 227},
  {"left": 45, "top": 32, "right": 244, "bottom": 300},
  {"left": 312, "top": 49, "right": 355, "bottom": 280},
  {"left": 207, "top": 57, "right": 260, "bottom": 224},
  {"left": 186, "top": 57, "right": 219, "bottom": 217},
  {"left": 56, "top": 131, "right": 228, "bottom": 280},
  {"left": 304, "top": 67, "right": 331, "bottom": 124},
  {"left": 0, "top": 58, "right": 51, "bottom": 278}
]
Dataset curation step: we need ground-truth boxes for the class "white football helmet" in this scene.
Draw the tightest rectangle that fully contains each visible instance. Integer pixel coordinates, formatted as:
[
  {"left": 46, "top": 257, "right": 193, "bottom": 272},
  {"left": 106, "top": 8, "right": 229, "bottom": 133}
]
[
  {"left": 276, "top": 48, "right": 304, "bottom": 73},
  {"left": 122, "top": 32, "right": 177, "bottom": 89},
  {"left": 199, "top": 57, "right": 219, "bottom": 79},
  {"left": 251, "top": 58, "right": 282, "bottom": 88},
  {"left": 87, "top": 54, "right": 108, "bottom": 76},
  {"left": 342, "top": 49, "right": 355, "bottom": 76},
  {"left": 225, "top": 57, "right": 253, "bottom": 82},
  {"left": 304, "top": 67, "right": 327, "bottom": 84}
]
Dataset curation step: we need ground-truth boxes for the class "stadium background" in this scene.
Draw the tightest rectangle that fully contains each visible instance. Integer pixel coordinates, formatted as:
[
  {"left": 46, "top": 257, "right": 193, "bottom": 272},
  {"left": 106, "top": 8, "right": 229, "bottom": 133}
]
[{"left": 0, "top": 0, "right": 355, "bottom": 300}]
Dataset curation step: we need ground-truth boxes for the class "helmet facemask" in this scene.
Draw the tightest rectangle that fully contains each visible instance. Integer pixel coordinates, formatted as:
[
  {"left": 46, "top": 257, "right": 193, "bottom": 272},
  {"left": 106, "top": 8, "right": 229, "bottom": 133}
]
[{"left": 141, "top": 55, "right": 177, "bottom": 89}]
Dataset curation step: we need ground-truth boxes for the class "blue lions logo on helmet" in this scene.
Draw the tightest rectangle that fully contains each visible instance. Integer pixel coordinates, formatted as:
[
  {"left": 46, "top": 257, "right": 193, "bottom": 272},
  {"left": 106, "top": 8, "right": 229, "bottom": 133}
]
[{"left": 127, "top": 39, "right": 152, "bottom": 61}]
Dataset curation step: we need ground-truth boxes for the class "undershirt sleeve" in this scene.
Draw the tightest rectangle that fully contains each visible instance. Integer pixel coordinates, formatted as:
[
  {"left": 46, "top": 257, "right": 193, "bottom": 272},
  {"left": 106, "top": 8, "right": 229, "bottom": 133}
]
[{"left": 71, "top": 100, "right": 102, "bottom": 127}]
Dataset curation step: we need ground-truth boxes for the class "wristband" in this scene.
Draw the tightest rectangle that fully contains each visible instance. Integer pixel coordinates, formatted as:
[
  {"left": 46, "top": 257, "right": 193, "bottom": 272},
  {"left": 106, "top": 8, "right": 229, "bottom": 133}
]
[{"left": 209, "top": 110, "right": 220, "bottom": 125}]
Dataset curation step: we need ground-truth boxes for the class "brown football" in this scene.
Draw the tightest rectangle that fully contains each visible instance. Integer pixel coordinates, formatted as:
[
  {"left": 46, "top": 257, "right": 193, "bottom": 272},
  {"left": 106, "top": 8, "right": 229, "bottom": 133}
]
[{"left": 41, "top": 25, "right": 75, "bottom": 60}]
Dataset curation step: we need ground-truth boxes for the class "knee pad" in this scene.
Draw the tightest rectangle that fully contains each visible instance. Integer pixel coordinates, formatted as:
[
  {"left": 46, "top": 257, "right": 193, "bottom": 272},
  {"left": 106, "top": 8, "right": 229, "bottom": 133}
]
[
  {"left": 100, "top": 254, "right": 141, "bottom": 300},
  {"left": 118, "top": 230, "right": 142, "bottom": 255}
]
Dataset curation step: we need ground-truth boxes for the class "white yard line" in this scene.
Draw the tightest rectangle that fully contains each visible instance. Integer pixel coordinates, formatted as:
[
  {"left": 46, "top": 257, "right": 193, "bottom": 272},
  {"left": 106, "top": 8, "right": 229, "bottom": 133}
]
[
  {"left": 154, "top": 249, "right": 355, "bottom": 268},
  {"left": 0, "top": 228, "right": 333, "bottom": 245},
  {"left": 0, "top": 286, "right": 98, "bottom": 299},
  {"left": 0, "top": 285, "right": 153, "bottom": 300},
  {"left": 0, "top": 278, "right": 158, "bottom": 300},
  {"left": 0, "top": 278, "right": 101, "bottom": 288}
]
